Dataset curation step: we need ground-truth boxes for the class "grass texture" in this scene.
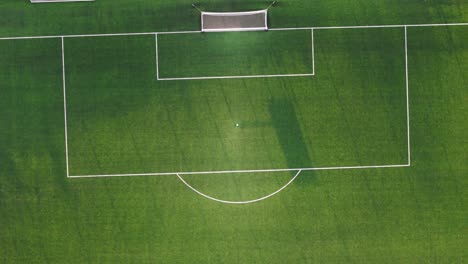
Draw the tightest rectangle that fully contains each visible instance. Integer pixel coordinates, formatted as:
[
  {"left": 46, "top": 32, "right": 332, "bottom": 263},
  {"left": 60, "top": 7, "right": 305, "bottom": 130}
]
[{"left": 0, "top": 1, "right": 467, "bottom": 263}]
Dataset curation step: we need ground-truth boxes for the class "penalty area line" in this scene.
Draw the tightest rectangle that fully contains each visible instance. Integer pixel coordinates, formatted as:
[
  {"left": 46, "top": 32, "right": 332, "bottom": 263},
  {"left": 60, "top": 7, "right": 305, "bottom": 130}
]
[
  {"left": 67, "top": 164, "right": 410, "bottom": 178},
  {"left": 155, "top": 33, "right": 160, "bottom": 80},
  {"left": 270, "top": 22, "right": 468, "bottom": 31},
  {"left": 311, "top": 28, "right": 315, "bottom": 75},
  {"left": 61, "top": 37, "right": 70, "bottom": 178},
  {"left": 404, "top": 26, "right": 411, "bottom": 166}
]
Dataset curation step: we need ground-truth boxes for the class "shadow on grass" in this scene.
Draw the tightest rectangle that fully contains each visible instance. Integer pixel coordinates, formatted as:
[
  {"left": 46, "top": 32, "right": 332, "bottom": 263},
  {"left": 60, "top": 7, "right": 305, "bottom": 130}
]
[{"left": 269, "top": 99, "right": 315, "bottom": 184}]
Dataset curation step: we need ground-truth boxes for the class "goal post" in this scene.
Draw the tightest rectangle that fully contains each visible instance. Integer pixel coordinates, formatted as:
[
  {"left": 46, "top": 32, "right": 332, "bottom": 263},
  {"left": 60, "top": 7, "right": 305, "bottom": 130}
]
[{"left": 201, "top": 9, "right": 268, "bottom": 32}]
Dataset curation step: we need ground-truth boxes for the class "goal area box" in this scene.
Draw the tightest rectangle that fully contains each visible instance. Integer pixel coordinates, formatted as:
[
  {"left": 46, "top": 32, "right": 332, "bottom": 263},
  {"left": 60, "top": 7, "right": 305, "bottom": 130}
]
[{"left": 201, "top": 10, "right": 268, "bottom": 32}]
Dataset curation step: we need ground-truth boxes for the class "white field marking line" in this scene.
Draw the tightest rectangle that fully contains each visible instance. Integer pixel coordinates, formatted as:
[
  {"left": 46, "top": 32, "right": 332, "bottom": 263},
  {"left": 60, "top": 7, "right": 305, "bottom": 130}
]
[
  {"left": 0, "top": 31, "right": 201, "bottom": 41},
  {"left": 175, "top": 170, "right": 302, "bottom": 204},
  {"left": 152, "top": 31, "right": 202, "bottom": 35},
  {"left": 0, "top": 35, "right": 63, "bottom": 40},
  {"left": 68, "top": 164, "right": 410, "bottom": 178},
  {"left": 202, "top": 27, "right": 268, "bottom": 32},
  {"left": 155, "top": 33, "right": 159, "bottom": 80},
  {"left": 270, "top": 22, "right": 468, "bottom": 31},
  {"left": 404, "top": 26, "right": 411, "bottom": 165},
  {"left": 158, "top": 73, "right": 315, "bottom": 81},
  {"left": 61, "top": 37, "right": 70, "bottom": 178},
  {"left": 202, "top": 9, "right": 267, "bottom": 16},
  {"left": 201, "top": 9, "right": 204, "bottom": 31},
  {"left": 311, "top": 28, "right": 315, "bottom": 75},
  {"left": 0, "top": 22, "right": 466, "bottom": 41}
]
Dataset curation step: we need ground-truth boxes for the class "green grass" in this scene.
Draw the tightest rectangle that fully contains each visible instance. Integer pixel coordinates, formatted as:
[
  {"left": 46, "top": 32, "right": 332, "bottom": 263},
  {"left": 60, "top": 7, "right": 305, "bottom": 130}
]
[{"left": 1, "top": 1, "right": 467, "bottom": 263}]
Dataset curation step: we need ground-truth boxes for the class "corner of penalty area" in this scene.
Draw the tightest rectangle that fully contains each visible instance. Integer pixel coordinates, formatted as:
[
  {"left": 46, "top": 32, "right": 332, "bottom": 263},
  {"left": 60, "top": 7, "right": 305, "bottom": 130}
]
[
  {"left": 192, "top": 1, "right": 278, "bottom": 33},
  {"left": 175, "top": 169, "right": 302, "bottom": 204}
]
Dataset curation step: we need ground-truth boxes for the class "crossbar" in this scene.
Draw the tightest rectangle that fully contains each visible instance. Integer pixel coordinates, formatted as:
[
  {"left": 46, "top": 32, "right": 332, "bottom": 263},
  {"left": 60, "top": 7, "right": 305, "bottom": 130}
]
[{"left": 201, "top": 9, "right": 268, "bottom": 32}]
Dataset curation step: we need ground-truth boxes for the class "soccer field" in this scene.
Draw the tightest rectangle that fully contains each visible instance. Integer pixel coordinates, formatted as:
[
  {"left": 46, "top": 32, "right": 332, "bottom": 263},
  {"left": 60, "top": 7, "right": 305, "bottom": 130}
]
[{"left": 1, "top": 1, "right": 467, "bottom": 263}]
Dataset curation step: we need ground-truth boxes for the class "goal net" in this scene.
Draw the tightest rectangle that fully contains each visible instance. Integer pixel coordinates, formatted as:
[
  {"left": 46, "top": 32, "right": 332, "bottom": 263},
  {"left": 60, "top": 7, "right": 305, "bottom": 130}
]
[{"left": 201, "top": 10, "right": 268, "bottom": 32}]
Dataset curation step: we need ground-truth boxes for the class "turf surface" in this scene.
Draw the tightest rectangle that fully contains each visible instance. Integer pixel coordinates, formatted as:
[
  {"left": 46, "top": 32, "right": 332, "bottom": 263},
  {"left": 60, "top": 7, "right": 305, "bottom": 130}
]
[{"left": 0, "top": 1, "right": 467, "bottom": 263}]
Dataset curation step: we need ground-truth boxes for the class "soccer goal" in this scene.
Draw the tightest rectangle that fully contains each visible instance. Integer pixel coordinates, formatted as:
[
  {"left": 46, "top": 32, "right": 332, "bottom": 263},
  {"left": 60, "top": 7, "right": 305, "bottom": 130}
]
[{"left": 201, "top": 9, "right": 268, "bottom": 32}]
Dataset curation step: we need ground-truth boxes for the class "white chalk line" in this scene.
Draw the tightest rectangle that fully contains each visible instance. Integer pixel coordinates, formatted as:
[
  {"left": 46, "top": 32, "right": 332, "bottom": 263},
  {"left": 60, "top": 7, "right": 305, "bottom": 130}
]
[
  {"left": 0, "top": 31, "right": 201, "bottom": 41},
  {"left": 155, "top": 33, "right": 159, "bottom": 80},
  {"left": 202, "top": 9, "right": 267, "bottom": 16},
  {"left": 175, "top": 170, "right": 302, "bottom": 204},
  {"left": 158, "top": 73, "right": 315, "bottom": 81},
  {"left": 311, "top": 28, "right": 315, "bottom": 75},
  {"left": 270, "top": 22, "right": 468, "bottom": 31},
  {"left": 61, "top": 37, "right": 70, "bottom": 178},
  {"left": 68, "top": 164, "right": 409, "bottom": 178},
  {"left": 202, "top": 27, "right": 268, "bottom": 33},
  {"left": 404, "top": 27, "right": 411, "bottom": 166}
]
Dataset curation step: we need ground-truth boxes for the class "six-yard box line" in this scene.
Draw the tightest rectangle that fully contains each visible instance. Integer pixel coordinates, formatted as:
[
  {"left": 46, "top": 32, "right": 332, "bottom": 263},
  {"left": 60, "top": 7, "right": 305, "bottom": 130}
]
[
  {"left": 1, "top": 22, "right": 467, "bottom": 179},
  {"left": 154, "top": 28, "right": 315, "bottom": 81}
]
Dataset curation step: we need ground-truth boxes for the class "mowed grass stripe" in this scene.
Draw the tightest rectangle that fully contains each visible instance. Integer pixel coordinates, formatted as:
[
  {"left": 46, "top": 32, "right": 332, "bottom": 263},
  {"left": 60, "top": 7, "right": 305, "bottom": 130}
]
[
  {"left": 310, "top": 27, "right": 408, "bottom": 166},
  {"left": 0, "top": 38, "right": 70, "bottom": 263},
  {"left": 0, "top": 38, "right": 64, "bottom": 168},
  {"left": 64, "top": 35, "right": 160, "bottom": 175},
  {"left": 157, "top": 30, "right": 313, "bottom": 78}
]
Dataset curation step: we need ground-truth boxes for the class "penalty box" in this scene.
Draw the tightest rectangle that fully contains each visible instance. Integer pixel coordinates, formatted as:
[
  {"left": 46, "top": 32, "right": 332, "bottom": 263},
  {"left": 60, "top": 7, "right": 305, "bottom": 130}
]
[{"left": 63, "top": 27, "right": 409, "bottom": 177}]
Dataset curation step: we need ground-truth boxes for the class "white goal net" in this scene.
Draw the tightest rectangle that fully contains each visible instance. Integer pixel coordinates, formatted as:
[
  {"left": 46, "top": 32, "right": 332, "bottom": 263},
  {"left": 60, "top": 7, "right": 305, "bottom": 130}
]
[{"left": 201, "top": 10, "right": 268, "bottom": 32}]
